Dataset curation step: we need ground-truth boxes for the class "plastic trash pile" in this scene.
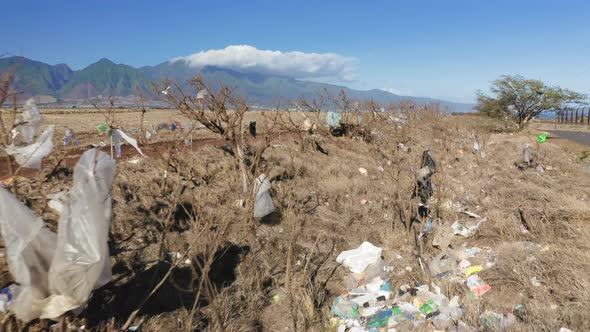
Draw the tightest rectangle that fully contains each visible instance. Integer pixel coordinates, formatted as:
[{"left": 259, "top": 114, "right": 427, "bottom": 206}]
[
  {"left": 0, "top": 148, "right": 116, "bottom": 322},
  {"left": 331, "top": 242, "right": 474, "bottom": 331}
]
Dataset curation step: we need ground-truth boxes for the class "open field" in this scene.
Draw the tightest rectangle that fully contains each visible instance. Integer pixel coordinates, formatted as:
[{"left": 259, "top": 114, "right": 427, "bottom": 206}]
[{"left": 0, "top": 107, "right": 589, "bottom": 331}]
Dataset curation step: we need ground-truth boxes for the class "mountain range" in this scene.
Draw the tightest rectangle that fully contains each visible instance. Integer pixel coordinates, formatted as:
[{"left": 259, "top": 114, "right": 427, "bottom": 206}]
[{"left": 0, "top": 56, "right": 473, "bottom": 112}]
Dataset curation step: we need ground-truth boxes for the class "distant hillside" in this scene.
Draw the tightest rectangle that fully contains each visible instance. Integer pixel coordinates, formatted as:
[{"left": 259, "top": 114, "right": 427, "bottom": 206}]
[
  {"left": 0, "top": 56, "right": 73, "bottom": 97},
  {"left": 0, "top": 56, "right": 474, "bottom": 112},
  {"left": 59, "top": 58, "right": 153, "bottom": 100}
]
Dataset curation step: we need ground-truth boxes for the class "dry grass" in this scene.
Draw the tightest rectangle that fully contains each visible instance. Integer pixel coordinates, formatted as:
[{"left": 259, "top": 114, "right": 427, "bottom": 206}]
[{"left": 0, "top": 105, "right": 589, "bottom": 331}]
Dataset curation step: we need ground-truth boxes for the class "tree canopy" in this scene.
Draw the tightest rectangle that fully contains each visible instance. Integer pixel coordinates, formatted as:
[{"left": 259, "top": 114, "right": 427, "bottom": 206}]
[{"left": 476, "top": 75, "right": 586, "bottom": 127}]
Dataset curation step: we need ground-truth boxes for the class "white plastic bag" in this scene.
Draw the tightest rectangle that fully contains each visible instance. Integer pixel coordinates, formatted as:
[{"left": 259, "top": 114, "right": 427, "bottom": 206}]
[
  {"left": 0, "top": 148, "right": 116, "bottom": 321},
  {"left": 0, "top": 187, "right": 57, "bottom": 322},
  {"left": 117, "top": 129, "right": 144, "bottom": 156},
  {"left": 19, "top": 99, "right": 42, "bottom": 144},
  {"left": 5, "top": 126, "right": 54, "bottom": 169},
  {"left": 336, "top": 242, "right": 383, "bottom": 274},
  {"left": 253, "top": 174, "right": 275, "bottom": 218},
  {"left": 46, "top": 148, "right": 116, "bottom": 318}
]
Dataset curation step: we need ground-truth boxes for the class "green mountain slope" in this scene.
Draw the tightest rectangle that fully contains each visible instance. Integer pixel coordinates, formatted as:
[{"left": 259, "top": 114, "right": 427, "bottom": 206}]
[
  {"left": 59, "top": 58, "right": 152, "bottom": 99},
  {"left": 0, "top": 56, "right": 473, "bottom": 112},
  {"left": 0, "top": 56, "right": 73, "bottom": 97}
]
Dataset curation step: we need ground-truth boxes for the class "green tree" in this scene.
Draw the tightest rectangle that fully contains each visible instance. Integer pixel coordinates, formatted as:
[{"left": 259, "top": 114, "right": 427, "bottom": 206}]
[{"left": 477, "top": 75, "right": 586, "bottom": 128}]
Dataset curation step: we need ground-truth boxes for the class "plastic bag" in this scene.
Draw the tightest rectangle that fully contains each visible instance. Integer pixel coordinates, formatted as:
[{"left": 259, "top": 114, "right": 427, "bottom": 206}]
[
  {"left": 253, "top": 174, "right": 275, "bottom": 218},
  {"left": 46, "top": 148, "right": 116, "bottom": 318},
  {"left": 19, "top": 99, "right": 43, "bottom": 144},
  {"left": 5, "top": 126, "right": 55, "bottom": 169},
  {"left": 0, "top": 187, "right": 57, "bottom": 322},
  {"left": 117, "top": 129, "right": 144, "bottom": 156},
  {"left": 0, "top": 148, "right": 116, "bottom": 321},
  {"left": 336, "top": 242, "right": 383, "bottom": 274},
  {"left": 452, "top": 218, "right": 487, "bottom": 238},
  {"left": 112, "top": 129, "right": 121, "bottom": 158},
  {"left": 523, "top": 144, "right": 533, "bottom": 166},
  {"left": 327, "top": 111, "right": 342, "bottom": 128}
]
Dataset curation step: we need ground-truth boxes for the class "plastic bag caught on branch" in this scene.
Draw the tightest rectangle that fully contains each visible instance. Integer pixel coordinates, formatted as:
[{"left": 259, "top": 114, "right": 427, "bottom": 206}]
[
  {"left": 18, "top": 99, "right": 43, "bottom": 144},
  {"left": 0, "top": 148, "right": 116, "bottom": 322},
  {"left": 253, "top": 174, "right": 275, "bottom": 218},
  {"left": 0, "top": 187, "right": 57, "bottom": 321},
  {"left": 5, "top": 126, "right": 55, "bottom": 169}
]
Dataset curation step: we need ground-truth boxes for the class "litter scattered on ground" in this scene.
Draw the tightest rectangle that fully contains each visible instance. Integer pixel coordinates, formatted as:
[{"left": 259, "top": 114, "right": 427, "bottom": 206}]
[
  {"left": 0, "top": 148, "right": 116, "bottom": 322},
  {"left": 330, "top": 241, "right": 489, "bottom": 331}
]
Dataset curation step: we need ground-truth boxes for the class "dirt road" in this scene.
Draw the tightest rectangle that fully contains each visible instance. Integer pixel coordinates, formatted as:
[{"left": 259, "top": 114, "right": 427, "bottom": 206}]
[{"left": 546, "top": 130, "right": 590, "bottom": 147}]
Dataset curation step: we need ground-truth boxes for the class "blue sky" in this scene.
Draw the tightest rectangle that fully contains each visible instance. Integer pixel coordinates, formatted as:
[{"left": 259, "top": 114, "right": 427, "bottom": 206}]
[{"left": 3, "top": 0, "right": 590, "bottom": 103}]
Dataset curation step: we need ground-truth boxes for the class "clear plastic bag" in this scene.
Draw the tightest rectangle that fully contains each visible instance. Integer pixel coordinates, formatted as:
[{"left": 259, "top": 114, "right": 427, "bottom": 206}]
[
  {"left": 327, "top": 111, "right": 342, "bottom": 128},
  {"left": 19, "top": 99, "right": 42, "bottom": 144},
  {"left": 253, "top": 174, "right": 275, "bottom": 218},
  {"left": 0, "top": 187, "right": 57, "bottom": 322},
  {"left": 117, "top": 129, "right": 144, "bottom": 156},
  {"left": 0, "top": 148, "right": 116, "bottom": 321},
  {"left": 5, "top": 126, "right": 54, "bottom": 169}
]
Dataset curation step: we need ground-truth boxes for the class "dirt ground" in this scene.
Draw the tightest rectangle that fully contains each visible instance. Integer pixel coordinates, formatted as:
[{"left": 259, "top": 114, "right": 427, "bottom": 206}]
[{"left": 0, "top": 108, "right": 589, "bottom": 331}]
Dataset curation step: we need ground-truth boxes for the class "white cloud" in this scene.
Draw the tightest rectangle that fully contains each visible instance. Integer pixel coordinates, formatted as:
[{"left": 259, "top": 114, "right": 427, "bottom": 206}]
[
  {"left": 171, "top": 45, "right": 357, "bottom": 81},
  {"left": 381, "top": 87, "right": 414, "bottom": 96}
]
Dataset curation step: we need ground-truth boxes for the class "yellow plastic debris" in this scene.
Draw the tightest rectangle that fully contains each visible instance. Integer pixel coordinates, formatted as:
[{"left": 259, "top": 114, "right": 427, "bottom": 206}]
[{"left": 465, "top": 265, "right": 483, "bottom": 277}]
